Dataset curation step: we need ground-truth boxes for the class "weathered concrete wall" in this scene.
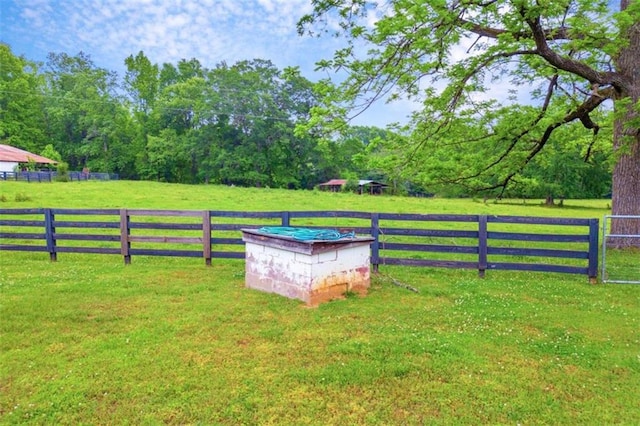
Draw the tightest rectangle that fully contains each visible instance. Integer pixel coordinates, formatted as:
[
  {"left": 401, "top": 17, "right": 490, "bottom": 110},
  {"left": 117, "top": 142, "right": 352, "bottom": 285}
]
[{"left": 244, "top": 237, "right": 372, "bottom": 306}]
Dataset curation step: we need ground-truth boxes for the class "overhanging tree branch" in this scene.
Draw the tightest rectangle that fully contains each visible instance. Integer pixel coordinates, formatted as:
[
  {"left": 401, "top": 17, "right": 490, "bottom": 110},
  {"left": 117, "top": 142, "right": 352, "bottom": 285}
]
[
  {"left": 525, "top": 15, "right": 627, "bottom": 90},
  {"left": 475, "top": 89, "right": 612, "bottom": 194},
  {"left": 445, "top": 48, "right": 538, "bottom": 113},
  {"left": 437, "top": 74, "right": 559, "bottom": 185},
  {"left": 459, "top": 17, "right": 582, "bottom": 42}
]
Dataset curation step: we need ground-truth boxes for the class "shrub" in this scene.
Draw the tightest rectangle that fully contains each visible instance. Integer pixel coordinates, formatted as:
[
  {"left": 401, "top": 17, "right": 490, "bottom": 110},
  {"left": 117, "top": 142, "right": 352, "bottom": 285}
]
[
  {"left": 14, "top": 193, "right": 31, "bottom": 202},
  {"left": 55, "top": 162, "right": 69, "bottom": 182},
  {"left": 342, "top": 178, "right": 360, "bottom": 193}
]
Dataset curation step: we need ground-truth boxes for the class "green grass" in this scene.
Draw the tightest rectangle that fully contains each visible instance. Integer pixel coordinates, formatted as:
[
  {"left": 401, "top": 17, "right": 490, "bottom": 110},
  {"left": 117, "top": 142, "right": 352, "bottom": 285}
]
[
  {"left": 0, "top": 180, "right": 613, "bottom": 215},
  {"left": 1, "top": 181, "right": 638, "bottom": 424}
]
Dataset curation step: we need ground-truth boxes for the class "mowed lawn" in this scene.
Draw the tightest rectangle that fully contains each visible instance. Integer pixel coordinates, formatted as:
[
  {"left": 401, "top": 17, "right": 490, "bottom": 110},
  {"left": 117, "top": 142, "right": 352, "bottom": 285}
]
[{"left": 1, "top": 181, "right": 638, "bottom": 424}]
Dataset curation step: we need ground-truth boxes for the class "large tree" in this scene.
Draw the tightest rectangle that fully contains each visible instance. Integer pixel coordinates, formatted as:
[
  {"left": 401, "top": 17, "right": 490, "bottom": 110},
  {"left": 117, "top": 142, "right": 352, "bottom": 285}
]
[
  {"left": 0, "top": 44, "right": 47, "bottom": 153},
  {"left": 43, "top": 52, "right": 133, "bottom": 174},
  {"left": 299, "top": 0, "right": 640, "bottom": 243},
  {"left": 207, "top": 60, "right": 321, "bottom": 188}
]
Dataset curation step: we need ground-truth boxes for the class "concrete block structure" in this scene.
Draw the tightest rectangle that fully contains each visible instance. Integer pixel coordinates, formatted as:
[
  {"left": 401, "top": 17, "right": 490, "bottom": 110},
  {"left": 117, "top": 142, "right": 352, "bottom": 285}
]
[{"left": 241, "top": 229, "right": 374, "bottom": 306}]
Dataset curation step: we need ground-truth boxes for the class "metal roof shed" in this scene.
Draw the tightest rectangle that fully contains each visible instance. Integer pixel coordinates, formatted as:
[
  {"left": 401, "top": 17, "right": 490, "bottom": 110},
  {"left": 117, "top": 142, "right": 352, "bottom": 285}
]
[
  {"left": 0, "top": 144, "right": 58, "bottom": 172},
  {"left": 317, "top": 178, "right": 388, "bottom": 194}
]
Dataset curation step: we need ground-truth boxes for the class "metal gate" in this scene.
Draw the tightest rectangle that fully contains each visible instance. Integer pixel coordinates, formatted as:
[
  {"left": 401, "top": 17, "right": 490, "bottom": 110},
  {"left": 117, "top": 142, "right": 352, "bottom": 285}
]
[{"left": 601, "top": 215, "right": 640, "bottom": 284}]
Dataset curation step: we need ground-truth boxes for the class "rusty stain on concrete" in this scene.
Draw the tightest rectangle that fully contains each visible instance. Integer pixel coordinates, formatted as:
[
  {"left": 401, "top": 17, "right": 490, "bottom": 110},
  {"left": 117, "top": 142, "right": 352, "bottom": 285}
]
[{"left": 242, "top": 230, "right": 373, "bottom": 306}]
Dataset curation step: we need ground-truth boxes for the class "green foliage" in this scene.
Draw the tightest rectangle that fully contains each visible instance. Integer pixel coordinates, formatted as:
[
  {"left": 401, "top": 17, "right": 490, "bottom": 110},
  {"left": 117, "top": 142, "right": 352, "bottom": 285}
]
[
  {"left": 0, "top": 23, "right": 628, "bottom": 199},
  {"left": 40, "top": 144, "right": 63, "bottom": 162},
  {"left": 55, "top": 161, "right": 69, "bottom": 182},
  {"left": 43, "top": 52, "right": 130, "bottom": 175},
  {"left": 23, "top": 158, "right": 36, "bottom": 171},
  {"left": 13, "top": 192, "right": 31, "bottom": 202},
  {"left": 298, "top": 0, "right": 636, "bottom": 206},
  {"left": 124, "top": 51, "right": 159, "bottom": 114},
  {"left": 127, "top": 55, "right": 330, "bottom": 187},
  {"left": 516, "top": 120, "right": 613, "bottom": 199},
  {"left": 0, "top": 43, "right": 47, "bottom": 152},
  {"left": 1, "top": 45, "right": 344, "bottom": 187},
  {"left": 342, "top": 177, "right": 360, "bottom": 193},
  {"left": 385, "top": 106, "right": 615, "bottom": 199}
]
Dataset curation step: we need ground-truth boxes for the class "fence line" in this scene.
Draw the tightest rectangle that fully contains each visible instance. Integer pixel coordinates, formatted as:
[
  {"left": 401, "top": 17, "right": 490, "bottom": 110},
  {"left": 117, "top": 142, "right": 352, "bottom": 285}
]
[
  {"left": 0, "top": 171, "right": 119, "bottom": 182},
  {"left": 0, "top": 208, "right": 599, "bottom": 280},
  {"left": 601, "top": 215, "right": 640, "bottom": 284}
]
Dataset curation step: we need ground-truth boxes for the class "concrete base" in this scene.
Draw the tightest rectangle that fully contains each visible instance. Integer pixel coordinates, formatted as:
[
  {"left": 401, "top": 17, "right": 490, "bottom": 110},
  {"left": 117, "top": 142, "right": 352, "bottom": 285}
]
[{"left": 242, "top": 229, "right": 374, "bottom": 306}]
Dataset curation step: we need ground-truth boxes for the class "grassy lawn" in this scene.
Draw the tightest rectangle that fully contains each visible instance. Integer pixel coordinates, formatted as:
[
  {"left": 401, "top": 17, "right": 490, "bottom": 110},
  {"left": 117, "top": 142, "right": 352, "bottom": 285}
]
[
  {"left": 1, "top": 181, "right": 638, "bottom": 424},
  {"left": 0, "top": 179, "right": 613, "bottom": 215}
]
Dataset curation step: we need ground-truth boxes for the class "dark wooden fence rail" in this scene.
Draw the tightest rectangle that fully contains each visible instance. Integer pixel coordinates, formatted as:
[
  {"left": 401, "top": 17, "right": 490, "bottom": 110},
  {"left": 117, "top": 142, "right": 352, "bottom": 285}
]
[
  {"left": 0, "top": 171, "right": 118, "bottom": 182},
  {"left": 48, "top": 208, "right": 121, "bottom": 261},
  {"left": 374, "top": 213, "right": 480, "bottom": 272},
  {"left": 122, "top": 209, "right": 209, "bottom": 264},
  {"left": 0, "top": 208, "right": 599, "bottom": 280}
]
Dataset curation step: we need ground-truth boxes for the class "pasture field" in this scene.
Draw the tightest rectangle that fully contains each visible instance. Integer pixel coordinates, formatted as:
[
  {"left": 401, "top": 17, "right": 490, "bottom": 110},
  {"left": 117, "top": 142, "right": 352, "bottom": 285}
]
[
  {"left": 0, "top": 180, "right": 614, "bottom": 215},
  {"left": 1, "top": 181, "right": 638, "bottom": 424}
]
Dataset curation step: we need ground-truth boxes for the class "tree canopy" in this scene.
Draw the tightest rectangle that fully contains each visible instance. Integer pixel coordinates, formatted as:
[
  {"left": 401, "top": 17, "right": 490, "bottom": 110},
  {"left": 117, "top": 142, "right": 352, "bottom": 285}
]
[
  {"left": 1, "top": 46, "right": 382, "bottom": 189},
  {"left": 298, "top": 0, "right": 639, "bottom": 239},
  {"left": 0, "top": 44, "right": 47, "bottom": 152}
]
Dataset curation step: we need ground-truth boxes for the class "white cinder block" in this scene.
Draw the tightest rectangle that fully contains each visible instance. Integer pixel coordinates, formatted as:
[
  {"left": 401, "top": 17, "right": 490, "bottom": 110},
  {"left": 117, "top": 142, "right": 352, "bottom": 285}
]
[{"left": 242, "top": 229, "right": 374, "bottom": 306}]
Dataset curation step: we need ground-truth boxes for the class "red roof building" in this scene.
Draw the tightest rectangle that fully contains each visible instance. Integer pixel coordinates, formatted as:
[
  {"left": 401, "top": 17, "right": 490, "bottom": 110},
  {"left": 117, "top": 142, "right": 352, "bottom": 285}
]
[{"left": 0, "top": 144, "right": 57, "bottom": 172}]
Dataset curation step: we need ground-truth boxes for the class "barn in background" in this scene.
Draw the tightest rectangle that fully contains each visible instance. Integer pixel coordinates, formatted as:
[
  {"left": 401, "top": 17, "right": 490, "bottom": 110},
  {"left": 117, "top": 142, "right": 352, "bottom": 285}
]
[
  {"left": 0, "top": 144, "right": 57, "bottom": 172},
  {"left": 318, "top": 179, "right": 388, "bottom": 195}
]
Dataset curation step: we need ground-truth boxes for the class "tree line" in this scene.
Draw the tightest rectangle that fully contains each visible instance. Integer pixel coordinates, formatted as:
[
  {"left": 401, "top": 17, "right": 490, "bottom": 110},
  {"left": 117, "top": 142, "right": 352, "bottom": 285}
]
[
  {"left": 1, "top": 45, "right": 379, "bottom": 189},
  {"left": 0, "top": 43, "right": 612, "bottom": 199}
]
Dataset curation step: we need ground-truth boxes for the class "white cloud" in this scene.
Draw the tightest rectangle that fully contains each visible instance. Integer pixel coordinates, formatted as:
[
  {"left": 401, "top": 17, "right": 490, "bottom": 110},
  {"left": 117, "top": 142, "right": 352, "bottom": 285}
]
[
  {"left": 3, "top": 0, "right": 414, "bottom": 126},
  {"left": 11, "top": 0, "right": 296, "bottom": 64}
]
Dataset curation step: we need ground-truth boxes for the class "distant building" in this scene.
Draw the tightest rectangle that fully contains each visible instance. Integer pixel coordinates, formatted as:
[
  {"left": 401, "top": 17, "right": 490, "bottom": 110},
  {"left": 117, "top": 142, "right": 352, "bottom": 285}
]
[
  {"left": 318, "top": 179, "right": 389, "bottom": 195},
  {"left": 0, "top": 144, "right": 58, "bottom": 172}
]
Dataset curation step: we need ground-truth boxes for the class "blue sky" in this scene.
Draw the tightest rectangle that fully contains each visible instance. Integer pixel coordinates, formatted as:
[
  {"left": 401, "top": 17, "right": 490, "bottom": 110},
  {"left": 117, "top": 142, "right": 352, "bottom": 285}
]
[{"left": 0, "top": 0, "right": 413, "bottom": 126}]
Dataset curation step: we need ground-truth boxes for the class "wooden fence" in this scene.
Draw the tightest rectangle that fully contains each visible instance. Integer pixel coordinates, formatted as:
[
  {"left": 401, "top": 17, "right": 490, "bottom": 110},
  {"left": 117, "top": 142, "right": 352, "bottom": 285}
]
[
  {"left": 0, "top": 171, "right": 118, "bottom": 182},
  {"left": 0, "top": 208, "right": 599, "bottom": 280}
]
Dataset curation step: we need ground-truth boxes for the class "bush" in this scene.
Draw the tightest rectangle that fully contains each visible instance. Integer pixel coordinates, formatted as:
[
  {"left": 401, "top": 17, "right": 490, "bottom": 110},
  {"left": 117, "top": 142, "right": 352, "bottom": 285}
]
[
  {"left": 342, "top": 178, "right": 360, "bottom": 193},
  {"left": 55, "top": 162, "right": 69, "bottom": 182},
  {"left": 14, "top": 193, "right": 31, "bottom": 202}
]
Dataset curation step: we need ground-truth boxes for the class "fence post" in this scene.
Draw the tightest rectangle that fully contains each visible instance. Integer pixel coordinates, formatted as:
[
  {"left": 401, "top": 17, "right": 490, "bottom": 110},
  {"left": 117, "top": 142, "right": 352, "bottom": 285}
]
[
  {"left": 203, "top": 210, "right": 212, "bottom": 266},
  {"left": 588, "top": 218, "right": 599, "bottom": 284},
  {"left": 478, "top": 215, "right": 488, "bottom": 278},
  {"left": 44, "top": 208, "right": 57, "bottom": 262},
  {"left": 281, "top": 211, "right": 290, "bottom": 227},
  {"left": 371, "top": 213, "right": 380, "bottom": 273},
  {"left": 120, "top": 209, "right": 131, "bottom": 265}
]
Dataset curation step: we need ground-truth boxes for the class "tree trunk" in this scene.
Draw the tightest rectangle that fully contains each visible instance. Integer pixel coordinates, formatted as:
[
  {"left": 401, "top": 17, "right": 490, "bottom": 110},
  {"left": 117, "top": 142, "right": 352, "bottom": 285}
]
[
  {"left": 610, "top": 9, "right": 640, "bottom": 248},
  {"left": 610, "top": 140, "right": 640, "bottom": 248}
]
